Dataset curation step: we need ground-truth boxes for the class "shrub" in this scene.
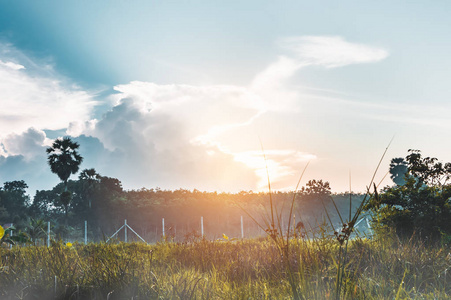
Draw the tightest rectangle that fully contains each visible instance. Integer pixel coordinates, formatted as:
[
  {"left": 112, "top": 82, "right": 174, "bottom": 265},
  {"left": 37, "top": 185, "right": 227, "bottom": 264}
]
[{"left": 366, "top": 150, "right": 451, "bottom": 241}]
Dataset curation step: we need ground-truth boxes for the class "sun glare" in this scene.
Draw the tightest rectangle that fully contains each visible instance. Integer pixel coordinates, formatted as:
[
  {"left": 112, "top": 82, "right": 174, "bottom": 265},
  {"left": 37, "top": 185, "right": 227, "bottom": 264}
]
[{"left": 233, "top": 150, "right": 315, "bottom": 191}]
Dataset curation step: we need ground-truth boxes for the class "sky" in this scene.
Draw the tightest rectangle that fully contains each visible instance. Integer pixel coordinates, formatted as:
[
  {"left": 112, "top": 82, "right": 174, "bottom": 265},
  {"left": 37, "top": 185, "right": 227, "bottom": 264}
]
[{"left": 1, "top": 1, "right": 451, "bottom": 195}]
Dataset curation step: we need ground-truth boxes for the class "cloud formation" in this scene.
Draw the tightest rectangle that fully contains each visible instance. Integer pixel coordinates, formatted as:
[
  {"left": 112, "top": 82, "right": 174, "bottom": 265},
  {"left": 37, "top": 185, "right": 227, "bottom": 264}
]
[
  {"left": 280, "top": 36, "right": 389, "bottom": 68},
  {"left": 0, "top": 59, "right": 25, "bottom": 70},
  {"left": 1, "top": 128, "right": 50, "bottom": 160},
  {"left": 69, "top": 94, "right": 259, "bottom": 191},
  {"left": 250, "top": 36, "right": 389, "bottom": 114},
  {"left": 0, "top": 36, "right": 391, "bottom": 193},
  {"left": 0, "top": 43, "right": 97, "bottom": 137},
  {"left": 0, "top": 128, "right": 59, "bottom": 193}
]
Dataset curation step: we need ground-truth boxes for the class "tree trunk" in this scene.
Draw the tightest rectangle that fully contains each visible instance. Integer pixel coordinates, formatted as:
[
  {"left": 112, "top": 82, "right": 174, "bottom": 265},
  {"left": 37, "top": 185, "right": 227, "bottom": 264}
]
[{"left": 65, "top": 205, "right": 68, "bottom": 226}]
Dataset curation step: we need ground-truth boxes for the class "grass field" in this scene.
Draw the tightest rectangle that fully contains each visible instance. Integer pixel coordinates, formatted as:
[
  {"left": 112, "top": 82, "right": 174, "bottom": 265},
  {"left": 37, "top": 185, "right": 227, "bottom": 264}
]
[{"left": 0, "top": 235, "right": 449, "bottom": 300}]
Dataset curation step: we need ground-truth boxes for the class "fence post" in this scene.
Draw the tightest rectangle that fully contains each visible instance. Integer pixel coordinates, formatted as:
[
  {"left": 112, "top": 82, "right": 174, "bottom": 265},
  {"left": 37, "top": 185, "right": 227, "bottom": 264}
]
[
  {"left": 10, "top": 223, "right": 13, "bottom": 249},
  {"left": 162, "top": 218, "right": 165, "bottom": 237},
  {"left": 124, "top": 219, "right": 127, "bottom": 243},
  {"left": 47, "top": 221, "right": 50, "bottom": 247},
  {"left": 241, "top": 216, "right": 244, "bottom": 239},
  {"left": 201, "top": 216, "right": 204, "bottom": 237},
  {"left": 84, "top": 221, "right": 87, "bottom": 245}
]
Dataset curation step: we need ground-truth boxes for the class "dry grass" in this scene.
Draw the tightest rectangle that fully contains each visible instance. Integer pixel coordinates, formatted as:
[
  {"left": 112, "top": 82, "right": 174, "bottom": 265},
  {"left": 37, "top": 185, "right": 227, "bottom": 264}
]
[{"left": 0, "top": 236, "right": 449, "bottom": 299}]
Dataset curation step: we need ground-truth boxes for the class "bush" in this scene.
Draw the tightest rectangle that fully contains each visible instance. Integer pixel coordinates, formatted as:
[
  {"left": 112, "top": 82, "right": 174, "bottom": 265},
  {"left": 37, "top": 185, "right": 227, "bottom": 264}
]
[{"left": 366, "top": 150, "right": 451, "bottom": 241}]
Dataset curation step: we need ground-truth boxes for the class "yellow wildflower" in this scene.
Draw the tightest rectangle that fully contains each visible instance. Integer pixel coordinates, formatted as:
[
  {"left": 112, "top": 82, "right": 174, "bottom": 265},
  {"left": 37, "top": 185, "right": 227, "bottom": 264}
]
[
  {"left": 0, "top": 225, "right": 4, "bottom": 240},
  {"left": 222, "top": 233, "right": 229, "bottom": 240},
  {"left": 66, "top": 242, "right": 73, "bottom": 248}
]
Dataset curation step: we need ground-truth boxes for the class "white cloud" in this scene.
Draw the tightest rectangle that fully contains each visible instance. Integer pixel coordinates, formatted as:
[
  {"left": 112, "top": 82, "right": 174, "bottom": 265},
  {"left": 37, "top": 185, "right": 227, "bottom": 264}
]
[
  {"left": 0, "top": 36, "right": 391, "bottom": 192},
  {"left": 73, "top": 94, "right": 259, "bottom": 191},
  {"left": 105, "top": 82, "right": 262, "bottom": 151},
  {"left": 0, "top": 127, "right": 59, "bottom": 193},
  {"left": 248, "top": 36, "right": 389, "bottom": 113},
  {"left": 251, "top": 56, "right": 303, "bottom": 91},
  {"left": 69, "top": 36, "right": 389, "bottom": 191},
  {"left": 279, "top": 36, "right": 389, "bottom": 68},
  {"left": 250, "top": 56, "right": 304, "bottom": 112},
  {"left": 0, "top": 43, "right": 98, "bottom": 138},
  {"left": 1, "top": 128, "right": 50, "bottom": 160},
  {"left": 0, "top": 59, "right": 25, "bottom": 70}
]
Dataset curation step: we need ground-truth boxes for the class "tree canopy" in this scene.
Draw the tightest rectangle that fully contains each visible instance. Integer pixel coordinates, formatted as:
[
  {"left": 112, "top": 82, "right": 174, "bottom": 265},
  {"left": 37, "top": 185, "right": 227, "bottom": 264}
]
[
  {"left": 366, "top": 150, "right": 451, "bottom": 241},
  {"left": 389, "top": 157, "right": 408, "bottom": 185}
]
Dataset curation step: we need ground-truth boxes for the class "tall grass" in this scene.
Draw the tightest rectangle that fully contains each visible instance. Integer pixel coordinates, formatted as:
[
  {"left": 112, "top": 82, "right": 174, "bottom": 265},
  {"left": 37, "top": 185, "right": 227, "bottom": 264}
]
[
  {"left": 236, "top": 140, "right": 398, "bottom": 300},
  {"left": 0, "top": 238, "right": 449, "bottom": 299},
  {"left": 235, "top": 142, "right": 311, "bottom": 299}
]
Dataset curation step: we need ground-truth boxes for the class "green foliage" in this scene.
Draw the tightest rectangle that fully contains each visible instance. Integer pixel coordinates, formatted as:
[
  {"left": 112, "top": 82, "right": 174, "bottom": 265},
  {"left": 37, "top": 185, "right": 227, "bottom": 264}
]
[
  {"left": 366, "top": 150, "right": 451, "bottom": 241},
  {"left": 25, "top": 218, "right": 47, "bottom": 245},
  {"left": 297, "top": 179, "right": 333, "bottom": 221},
  {"left": 389, "top": 157, "right": 408, "bottom": 185},
  {"left": 0, "top": 226, "right": 32, "bottom": 246},
  {"left": 0, "top": 181, "right": 30, "bottom": 228},
  {"left": 300, "top": 179, "right": 332, "bottom": 198},
  {"left": 78, "top": 168, "right": 101, "bottom": 209}
]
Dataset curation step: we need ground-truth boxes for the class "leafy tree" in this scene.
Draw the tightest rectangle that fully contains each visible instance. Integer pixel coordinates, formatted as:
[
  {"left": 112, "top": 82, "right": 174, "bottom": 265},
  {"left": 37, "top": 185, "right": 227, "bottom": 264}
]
[
  {"left": 389, "top": 157, "right": 408, "bottom": 185},
  {"left": 405, "top": 149, "right": 451, "bottom": 186},
  {"left": 79, "top": 168, "right": 100, "bottom": 181},
  {"left": 0, "top": 180, "right": 30, "bottom": 226},
  {"left": 297, "top": 180, "right": 333, "bottom": 223},
  {"left": 46, "top": 137, "right": 83, "bottom": 223},
  {"left": 366, "top": 150, "right": 451, "bottom": 241},
  {"left": 30, "top": 189, "right": 60, "bottom": 219},
  {"left": 29, "top": 173, "right": 125, "bottom": 240},
  {"left": 93, "top": 176, "right": 125, "bottom": 231},
  {"left": 299, "top": 179, "right": 332, "bottom": 203},
  {"left": 3, "top": 180, "right": 29, "bottom": 193},
  {"left": 32, "top": 180, "right": 88, "bottom": 226}
]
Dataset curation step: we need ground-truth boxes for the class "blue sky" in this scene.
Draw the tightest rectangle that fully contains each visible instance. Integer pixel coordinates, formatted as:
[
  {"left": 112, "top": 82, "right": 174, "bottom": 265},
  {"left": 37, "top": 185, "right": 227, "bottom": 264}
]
[{"left": 1, "top": 1, "right": 451, "bottom": 194}]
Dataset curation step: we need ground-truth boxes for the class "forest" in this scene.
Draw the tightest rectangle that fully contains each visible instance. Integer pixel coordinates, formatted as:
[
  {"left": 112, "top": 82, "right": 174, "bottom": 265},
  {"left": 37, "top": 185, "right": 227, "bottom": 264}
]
[{"left": 0, "top": 174, "right": 367, "bottom": 244}]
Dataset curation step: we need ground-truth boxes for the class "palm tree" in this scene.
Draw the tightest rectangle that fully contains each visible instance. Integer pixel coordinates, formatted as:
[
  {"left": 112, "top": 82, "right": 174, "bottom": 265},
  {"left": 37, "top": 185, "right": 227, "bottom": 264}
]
[
  {"left": 26, "top": 218, "right": 47, "bottom": 245},
  {"left": 46, "top": 137, "right": 83, "bottom": 222},
  {"left": 79, "top": 168, "right": 100, "bottom": 208}
]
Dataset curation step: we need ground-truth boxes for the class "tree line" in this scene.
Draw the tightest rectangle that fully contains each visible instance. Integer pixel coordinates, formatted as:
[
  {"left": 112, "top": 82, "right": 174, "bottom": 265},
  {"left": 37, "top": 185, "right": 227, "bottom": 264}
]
[
  {"left": 1, "top": 137, "right": 450, "bottom": 244},
  {"left": 0, "top": 138, "right": 366, "bottom": 243}
]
